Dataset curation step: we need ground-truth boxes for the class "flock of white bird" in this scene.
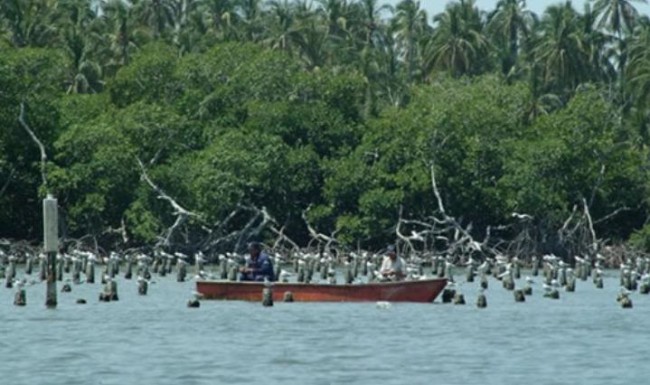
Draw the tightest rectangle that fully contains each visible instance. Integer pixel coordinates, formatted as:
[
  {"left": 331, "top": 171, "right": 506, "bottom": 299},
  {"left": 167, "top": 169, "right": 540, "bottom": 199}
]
[{"left": 1, "top": 246, "right": 649, "bottom": 308}]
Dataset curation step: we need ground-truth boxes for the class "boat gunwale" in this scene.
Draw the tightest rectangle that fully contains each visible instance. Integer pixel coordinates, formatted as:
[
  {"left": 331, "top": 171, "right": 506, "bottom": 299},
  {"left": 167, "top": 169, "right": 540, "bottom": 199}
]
[{"left": 196, "top": 277, "right": 447, "bottom": 288}]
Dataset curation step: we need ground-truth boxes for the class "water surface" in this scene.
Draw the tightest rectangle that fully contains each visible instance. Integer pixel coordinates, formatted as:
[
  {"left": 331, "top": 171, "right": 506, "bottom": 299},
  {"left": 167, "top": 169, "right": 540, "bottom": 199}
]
[{"left": 1, "top": 273, "right": 646, "bottom": 385}]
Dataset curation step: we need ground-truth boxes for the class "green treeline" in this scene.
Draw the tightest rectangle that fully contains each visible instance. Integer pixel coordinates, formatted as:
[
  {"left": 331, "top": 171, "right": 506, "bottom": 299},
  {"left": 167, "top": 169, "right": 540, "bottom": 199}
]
[{"left": 1, "top": 0, "right": 650, "bottom": 252}]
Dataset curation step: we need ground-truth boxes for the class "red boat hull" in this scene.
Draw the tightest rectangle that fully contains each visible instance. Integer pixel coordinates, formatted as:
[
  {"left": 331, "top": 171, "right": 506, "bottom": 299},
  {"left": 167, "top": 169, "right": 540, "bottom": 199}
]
[{"left": 196, "top": 278, "right": 447, "bottom": 303}]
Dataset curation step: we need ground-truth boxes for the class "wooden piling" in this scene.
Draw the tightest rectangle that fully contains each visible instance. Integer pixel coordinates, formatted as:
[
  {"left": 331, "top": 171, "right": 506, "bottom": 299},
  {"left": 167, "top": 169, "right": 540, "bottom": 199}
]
[
  {"left": 297, "top": 265, "right": 305, "bottom": 283},
  {"left": 595, "top": 276, "right": 604, "bottom": 289},
  {"left": 345, "top": 265, "right": 354, "bottom": 284},
  {"left": 262, "top": 287, "right": 273, "bottom": 307},
  {"left": 43, "top": 195, "right": 58, "bottom": 308},
  {"left": 514, "top": 289, "right": 526, "bottom": 302},
  {"left": 466, "top": 265, "right": 475, "bottom": 282},
  {"left": 476, "top": 293, "right": 487, "bottom": 308},
  {"left": 441, "top": 289, "right": 455, "bottom": 303},
  {"left": 56, "top": 256, "right": 63, "bottom": 281},
  {"left": 39, "top": 258, "right": 46, "bottom": 281},
  {"left": 219, "top": 259, "right": 228, "bottom": 279},
  {"left": 565, "top": 278, "right": 576, "bottom": 292},
  {"left": 228, "top": 265, "right": 238, "bottom": 281},
  {"left": 640, "top": 283, "right": 649, "bottom": 294},
  {"left": 187, "top": 298, "right": 200, "bottom": 308},
  {"left": 177, "top": 262, "right": 187, "bottom": 282},
  {"left": 5, "top": 259, "right": 15, "bottom": 288},
  {"left": 531, "top": 257, "right": 539, "bottom": 276},
  {"left": 86, "top": 261, "right": 95, "bottom": 284},
  {"left": 480, "top": 274, "right": 488, "bottom": 289},
  {"left": 124, "top": 259, "right": 133, "bottom": 280},
  {"left": 138, "top": 278, "right": 148, "bottom": 295},
  {"left": 25, "top": 257, "right": 33, "bottom": 275},
  {"left": 544, "top": 289, "right": 560, "bottom": 299},
  {"left": 14, "top": 289, "right": 26, "bottom": 306},
  {"left": 523, "top": 285, "right": 533, "bottom": 295}
]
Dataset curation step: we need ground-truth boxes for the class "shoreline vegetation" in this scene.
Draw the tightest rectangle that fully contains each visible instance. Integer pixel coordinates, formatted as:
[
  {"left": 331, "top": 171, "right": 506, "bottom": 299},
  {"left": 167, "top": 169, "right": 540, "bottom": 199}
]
[{"left": 1, "top": 0, "right": 650, "bottom": 262}]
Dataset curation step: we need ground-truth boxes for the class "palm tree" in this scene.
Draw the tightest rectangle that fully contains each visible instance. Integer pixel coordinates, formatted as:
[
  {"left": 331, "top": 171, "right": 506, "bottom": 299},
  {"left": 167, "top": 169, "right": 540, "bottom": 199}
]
[
  {"left": 591, "top": 0, "right": 648, "bottom": 85},
  {"left": 173, "top": 1, "right": 211, "bottom": 53},
  {"left": 626, "top": 17, "right": 650, "bottom": 141},
  {"left": 627, "top": 17, "right": 650, "bottom": 97},
  {"left": 292, "top": 12, "right": 331, "bottom": 69},
  {"left": 357, "top": 0, "right": 392, "bottom": 46},
  {"left": 99, "top": 0, "right": 148, "bottom": 72},
  {"left": 0, "top": 0, "right": 58, "bottom": 47},
  {"left": 199, "top": 0, "right": 239, "bottom": 42},
  {"left": 264, "top": 0, "right": 298, "bottom": 53},
  {"left": 392, "top": 0, "right": 428, "bottom": 82},
  {"left": 56, "top": 0, "right": 103, "bottom": 93},
  {"left": 133, "top": 0, "right": 176, "bottom": 39},
  {"left": 487, "top": 0, "right": 535, "bottom": 76},
  {"left": 427, "top": 0, "right": 489, "bottom": 78},
  {"left": 579, "top": 3, "right": 615, "bottom": 84},
  {"left": 237, "top": 0, "right": 264, "bottom": 42},
  {"left": 592, "top": 0, "right": 648, "bottom": 37},
  {"left": 317, "top": 0, "right": 352, "bottom": 39},
  {"left": 533, "top": 2, "right": 589, "bottom": 95}
]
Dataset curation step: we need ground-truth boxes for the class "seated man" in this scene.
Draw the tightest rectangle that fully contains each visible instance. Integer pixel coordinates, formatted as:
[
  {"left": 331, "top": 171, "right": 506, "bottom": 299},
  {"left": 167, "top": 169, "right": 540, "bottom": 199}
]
[
  {"left": 379, "top": 245, "right": 406, "bottom": 281},
  {"left": 239, "top": 242, "right": 275, "bottom": 282}
]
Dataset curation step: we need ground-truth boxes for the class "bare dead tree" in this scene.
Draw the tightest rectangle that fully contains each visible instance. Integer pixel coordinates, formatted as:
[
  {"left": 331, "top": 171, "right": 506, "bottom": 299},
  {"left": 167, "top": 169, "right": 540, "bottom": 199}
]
[
  {"left": 302, "top": 206, "right": 339, "bottom": 256},
  {"left": 136, "top": 158, "right": 202, "bottom": 248},
  {"left": 103, "top": 217, "right": 129, "bottom": 245},
  {"left": 18, "top": 103, "right": 48, "bottom": 191}
]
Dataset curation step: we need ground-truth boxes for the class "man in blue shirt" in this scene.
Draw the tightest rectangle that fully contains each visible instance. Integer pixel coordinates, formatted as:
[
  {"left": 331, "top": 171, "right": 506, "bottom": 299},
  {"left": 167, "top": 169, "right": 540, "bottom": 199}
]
[{"left": 239, "top": 242, "right": 275, "bottom": 281}]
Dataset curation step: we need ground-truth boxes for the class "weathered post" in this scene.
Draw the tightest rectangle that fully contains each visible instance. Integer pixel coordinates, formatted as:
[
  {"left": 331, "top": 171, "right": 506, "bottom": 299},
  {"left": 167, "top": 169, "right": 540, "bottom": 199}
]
[
  {"left": 86, "top": 257, "right": 95, "bottom": 284},
  {"left": 39, "top": 256, "right": 47, "bottom": 281},
  {"left": 14, "top": 287, "right": 26, "bottom": 306},
  {"left": 452, "top": 292, "right": 466, "bottom": 305},
  {"left": 124, "top": 258, "right": 133, "bottom": 280},
  {"left": 5, "top": 257, "right": 16, "bottom": 288},
  {"left": 43, "top": 194, "right": 58, "bottom": 308},
  {"left": 476, "top": 291, "right": 487, "bottom": 308},
  {"left": 138, "top": 277, "right": 148, "bottom": 295},
  {"left": 56, "top": 255, "right": 64, "bottom": 281},
  {"left": 25, "top": 256, "right": 33, "bottom": 275},
  {"left": 262, "top": 287, "right": 274, "bottom": 307},
  {"left": 177, "top": 261, "right": 187, "bottom": 282},
  {"left": 514, "top": 289, "right": 526, "bottom": 302}
]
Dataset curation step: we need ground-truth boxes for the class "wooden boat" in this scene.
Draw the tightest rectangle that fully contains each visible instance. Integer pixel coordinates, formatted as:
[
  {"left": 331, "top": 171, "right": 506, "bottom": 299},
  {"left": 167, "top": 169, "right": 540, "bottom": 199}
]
[{"left": 196, "top": 278, "right": 447, "bottom": 303}]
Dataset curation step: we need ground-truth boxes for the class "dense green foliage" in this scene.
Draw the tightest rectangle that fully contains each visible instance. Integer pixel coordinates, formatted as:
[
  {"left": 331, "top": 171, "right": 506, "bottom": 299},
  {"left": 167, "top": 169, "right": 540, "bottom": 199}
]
[{"left": 1, "top": 0, "right": 650, "bottom": 251}]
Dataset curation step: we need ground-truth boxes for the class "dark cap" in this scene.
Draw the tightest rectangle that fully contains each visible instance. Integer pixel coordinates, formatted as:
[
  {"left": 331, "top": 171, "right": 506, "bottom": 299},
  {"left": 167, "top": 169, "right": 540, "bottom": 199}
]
[
  {"left": 386, "top": 245, "right": 396, "bottom": 254},
  {"left": 248, "top": 242, "right": 262, "bottom": 251}
]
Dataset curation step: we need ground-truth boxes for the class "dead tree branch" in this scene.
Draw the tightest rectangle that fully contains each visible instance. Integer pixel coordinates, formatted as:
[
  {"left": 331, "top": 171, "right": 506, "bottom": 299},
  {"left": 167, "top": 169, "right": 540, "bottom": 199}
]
[
  {"left": 582, "top": 198, "right": 598, "bottom": 254},
  {"left": 18, "top": 103, "right": 48, "bottom": 191},
  {"left": 594, "top": 207, "right": 630, "bottom": 225},
  {"left": 0, "top": 167, "right": 15, "bottom": 198},
  {"left": 136, "top": 158, "right": 201, "bottom": 247}
]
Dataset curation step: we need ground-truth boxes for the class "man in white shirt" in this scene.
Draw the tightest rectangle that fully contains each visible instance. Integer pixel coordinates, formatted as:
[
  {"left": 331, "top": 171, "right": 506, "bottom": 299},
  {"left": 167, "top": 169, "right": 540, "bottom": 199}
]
[{"left": 379, "top": 245, "right": 406, "bottom": 281}]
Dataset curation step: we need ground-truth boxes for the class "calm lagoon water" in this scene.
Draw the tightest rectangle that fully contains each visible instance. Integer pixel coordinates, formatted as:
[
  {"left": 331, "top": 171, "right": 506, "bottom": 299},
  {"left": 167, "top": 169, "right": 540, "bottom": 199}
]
[{"left": 1, "top": 272, "right": 647, "bottom": 385}]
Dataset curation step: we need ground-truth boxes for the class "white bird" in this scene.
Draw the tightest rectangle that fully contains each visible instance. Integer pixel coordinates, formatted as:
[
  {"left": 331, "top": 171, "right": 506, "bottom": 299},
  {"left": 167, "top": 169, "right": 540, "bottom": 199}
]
[
  {"left": 525, "top": 276, "right": 535, "bottom": 284},
  {"left": 409, "top": 230, "right": 425, "bottom": 242},
  {"left": 278, "top": 270, "right": 293, "bottom": 282},
  {"left": 376, "top": 301, "right": 392, "bottom": 309},
  {"left": 174, "top": 252, "right": 188, "bottom": 260},
  {"left": 512, "top": 212, "right": 533, "bottom": 220}
]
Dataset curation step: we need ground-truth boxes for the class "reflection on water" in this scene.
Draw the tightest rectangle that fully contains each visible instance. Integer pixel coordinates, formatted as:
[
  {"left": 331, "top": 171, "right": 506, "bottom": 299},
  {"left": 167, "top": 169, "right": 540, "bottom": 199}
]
[{"left": 0, "top": 273, "right": 647, "bottom": 385}]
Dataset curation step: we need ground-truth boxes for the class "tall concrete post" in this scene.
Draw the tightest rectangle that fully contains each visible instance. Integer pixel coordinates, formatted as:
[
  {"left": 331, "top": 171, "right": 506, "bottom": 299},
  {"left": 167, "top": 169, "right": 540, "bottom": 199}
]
[{"left": 43, "top": 194, "right": 58, "bottom": 308}]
